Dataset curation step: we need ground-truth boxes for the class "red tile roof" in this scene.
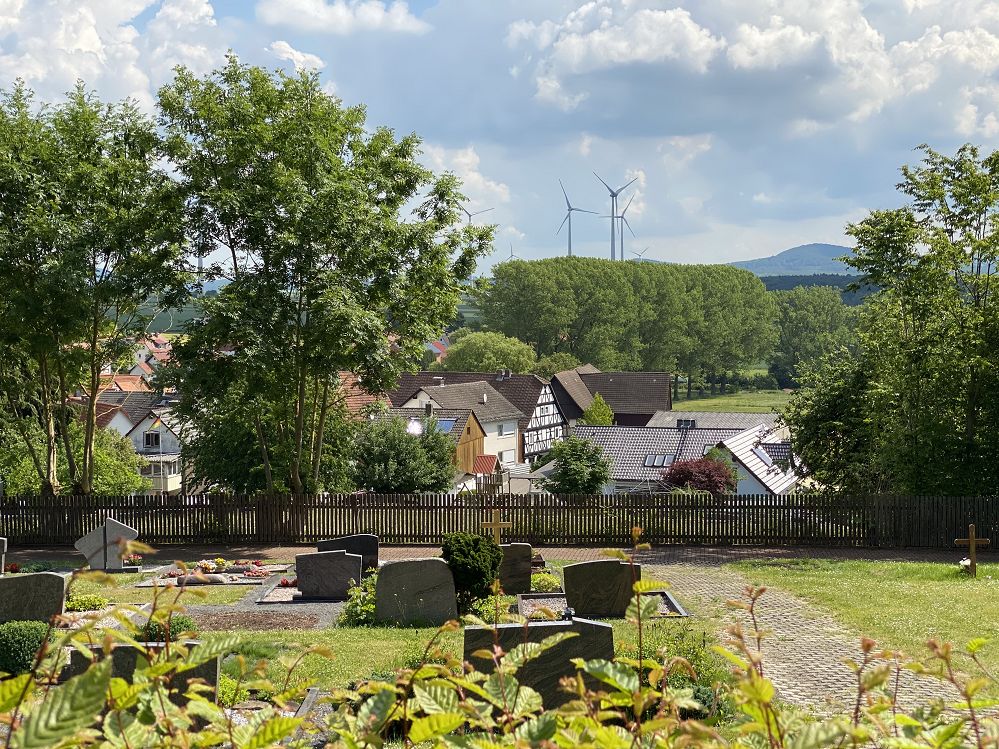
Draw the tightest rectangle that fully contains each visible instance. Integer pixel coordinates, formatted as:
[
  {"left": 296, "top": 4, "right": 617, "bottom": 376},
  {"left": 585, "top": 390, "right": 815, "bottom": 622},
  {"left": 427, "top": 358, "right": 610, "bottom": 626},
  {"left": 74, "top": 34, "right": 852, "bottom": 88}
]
[
  {"left": 339, "top": 372, "right": 379, "bottom": 417},
  {"left": 99, "top": 375, "right": 152, "bottom": 392},
  {"left": 472, "top": 454, "right": 498, "bottom": 475}
]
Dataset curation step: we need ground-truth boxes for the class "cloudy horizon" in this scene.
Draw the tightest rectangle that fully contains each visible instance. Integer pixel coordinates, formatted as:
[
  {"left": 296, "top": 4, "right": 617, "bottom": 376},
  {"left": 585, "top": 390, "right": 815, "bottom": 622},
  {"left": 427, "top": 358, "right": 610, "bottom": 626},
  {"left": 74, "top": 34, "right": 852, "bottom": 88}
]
[{"left": 3, "top": 0, "right": 998, "bottom": 268}]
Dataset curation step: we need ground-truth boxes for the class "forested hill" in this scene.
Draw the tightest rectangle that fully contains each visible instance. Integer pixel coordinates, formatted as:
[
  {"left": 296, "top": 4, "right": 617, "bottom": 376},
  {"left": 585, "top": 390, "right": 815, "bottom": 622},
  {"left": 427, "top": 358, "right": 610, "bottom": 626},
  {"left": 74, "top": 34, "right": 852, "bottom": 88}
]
[
  {"left": 730, "top": 243, "right": 856, "bottom": 275},
  {"left": 760, "top": 274, "right": 874, "bottom": 306}
]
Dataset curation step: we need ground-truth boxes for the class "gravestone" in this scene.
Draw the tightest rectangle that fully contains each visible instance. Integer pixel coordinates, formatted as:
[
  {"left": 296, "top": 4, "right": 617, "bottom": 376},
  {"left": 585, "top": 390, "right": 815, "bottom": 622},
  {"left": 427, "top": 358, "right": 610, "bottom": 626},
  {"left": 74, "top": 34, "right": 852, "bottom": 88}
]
[
  {"left": 74, "top": 517, "right": 140, "bottom": 572},
  {"left": 294, "top": 550, "right": 362, "bottom": 600},
  {"left": 316, "top": 534, "right": 379, "bottom": 572},
  {"left": 64, "top": 641, "right": 220, "bottom": 704},
  {"left": 0, "top": 572, "right": 66, "bottom": 624},
  {"left": 563, "top": 560, "right": 640, "bottom": 618},
  {"left": 464, "top": 617, "right": 614, "bottom": 707},
  {"left": 374, "top": 558, "right": 457, "bottom": 626},
  {"left": 498, "top": 543, "right": 532, "bottom": 594},
  {"left": 0, "top": 537, "right": 6, "bottom": 575}
]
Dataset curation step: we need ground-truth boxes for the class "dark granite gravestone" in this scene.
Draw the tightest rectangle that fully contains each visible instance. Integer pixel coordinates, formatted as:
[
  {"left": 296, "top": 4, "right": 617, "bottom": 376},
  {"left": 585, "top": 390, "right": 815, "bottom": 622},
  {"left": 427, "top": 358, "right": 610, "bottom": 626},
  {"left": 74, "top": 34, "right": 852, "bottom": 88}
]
[
  {"left": 294, "top": 550, "right": 362, "bottom": 600},
  {"left": 374, "top": 558, "right": 457, "bottom": 626},
  {"left": 317, "top": 534, "right": 379, "bottom": 572},
  {"left": 498, "top": 543, "right": 532, "bottom": 594},
  {"left": 64, "top": 641, "right": 220, "bottom": 704},
  {"left": 463, "top": 617, "right": 614, "bottom": 707},
  {"left": 0, "top": 571, "right": 66, "bottom": 623},
  {"left": 563, "top": 560, "right": 641, "bottom": 618},
  {"left": 0, "top": 537, "right": 6, "bottom": 576},
  {"left": 74, "top": 517, "right": 140, "bottom": 572}
]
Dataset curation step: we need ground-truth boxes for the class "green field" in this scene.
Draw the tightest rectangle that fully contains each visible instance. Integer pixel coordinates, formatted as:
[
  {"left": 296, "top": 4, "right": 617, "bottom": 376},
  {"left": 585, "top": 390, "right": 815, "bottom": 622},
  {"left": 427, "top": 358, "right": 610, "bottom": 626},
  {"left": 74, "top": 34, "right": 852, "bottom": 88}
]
[
  {"left": 731, "top": 558, "right": 999, "bottom": 675},
  {"left": 672, "top": 389, "right": 791, "bottom": 413}
]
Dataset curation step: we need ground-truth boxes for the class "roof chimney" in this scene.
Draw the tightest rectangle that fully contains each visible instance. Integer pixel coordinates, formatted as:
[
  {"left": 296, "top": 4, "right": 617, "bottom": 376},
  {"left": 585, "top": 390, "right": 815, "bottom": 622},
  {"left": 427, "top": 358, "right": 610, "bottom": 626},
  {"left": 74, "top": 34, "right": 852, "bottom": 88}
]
[
  {"left": 481, "top": 392, "right": 488, "bottom": 404},
  {"left": 504, "top": 368, "right": 512, "bottom": 379},
  {"left": 495, "top": 369, "right": 504, "bottom": 381},
  {"left": 424, "top": 401, "right": 434, "bottom": 418}
]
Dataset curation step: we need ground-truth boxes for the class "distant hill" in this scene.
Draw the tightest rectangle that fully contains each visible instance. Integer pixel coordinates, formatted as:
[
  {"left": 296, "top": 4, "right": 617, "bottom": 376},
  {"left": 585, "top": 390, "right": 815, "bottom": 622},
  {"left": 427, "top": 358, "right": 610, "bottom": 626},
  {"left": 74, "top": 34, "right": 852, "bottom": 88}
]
[
  {"left": 729, "top": 243, "right": 856, "bottom": 276},
  {"left": 760, "top": 274, "right": 874, "bottom": 306}
]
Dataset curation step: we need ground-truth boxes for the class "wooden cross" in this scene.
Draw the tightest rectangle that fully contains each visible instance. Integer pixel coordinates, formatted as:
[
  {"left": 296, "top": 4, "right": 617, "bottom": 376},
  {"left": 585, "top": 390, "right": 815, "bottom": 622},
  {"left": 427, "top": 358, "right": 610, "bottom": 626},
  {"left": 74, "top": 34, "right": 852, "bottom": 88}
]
[
  {"left": 956, "top": 523, "right": 991, "bottom": 577},
  {"left": 481, "top": 508, "right": 512, "bottom": 545}
]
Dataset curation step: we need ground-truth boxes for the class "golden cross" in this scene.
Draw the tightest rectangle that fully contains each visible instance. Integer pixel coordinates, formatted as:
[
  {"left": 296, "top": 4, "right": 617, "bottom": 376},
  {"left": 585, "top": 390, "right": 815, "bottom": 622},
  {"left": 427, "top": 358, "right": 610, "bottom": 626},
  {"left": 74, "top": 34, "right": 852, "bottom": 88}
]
[
  {"left": 481, "top": 508, "right": 512, "bottom": 545},
  {"left": 956, "top": 523, "right": 991, "bottom": 577}
]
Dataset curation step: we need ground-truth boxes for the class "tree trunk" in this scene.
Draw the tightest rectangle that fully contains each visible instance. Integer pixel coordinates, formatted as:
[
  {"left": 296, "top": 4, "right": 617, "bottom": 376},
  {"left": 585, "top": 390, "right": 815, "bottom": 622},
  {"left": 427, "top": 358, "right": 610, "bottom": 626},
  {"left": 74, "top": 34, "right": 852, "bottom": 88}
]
[
  {"left": 37, "top": 356, "right": 60, "bottom": 496},
  {"left": 56, "top": 358, "right": 78, "bottom": 489},
  {"left": 254, "top": 412, "right": 275, "bottom": 493},
  {"left": 310, "top": 376, "right": 332, "bottom": 486}
]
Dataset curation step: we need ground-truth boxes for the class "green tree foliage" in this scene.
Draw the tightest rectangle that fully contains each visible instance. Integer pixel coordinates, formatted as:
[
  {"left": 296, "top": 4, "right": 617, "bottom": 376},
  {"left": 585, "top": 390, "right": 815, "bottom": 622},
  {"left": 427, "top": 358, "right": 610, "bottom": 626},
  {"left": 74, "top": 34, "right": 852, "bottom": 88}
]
[
  {"left": 353, "top": 416, "right": 455, "bottom": 493},
  {"left": 578, "top": 393, "right": 614, "bottom": 426},
  {"left": 0, "top": 421, "right": 151, "bottom": 496},
  {"left": 435, "top": 331, "right": 536, "bottom": 373},
  {"left": 161, "top": 57, "right": 490, "bottom": 493},
  {"left": 0, "top": 83, "right": 186, "bottom": 495},
  {"left": 531, "top": 351, "right": 582, "bottom": 379},
  {"left": 542, "top": 435, "right": 611, "bottom": 494},
  {"left": 768, "top": 286, "right": 857, "bottom": 388},
  {"left": 785, "top": 144, "right": 999, "bottom": 494},
  {"left": 440, "top": 532, "right": 503, "bottom": 611},
  {"left": 479, "top": 258, "right": 775, "bottom": 386}
]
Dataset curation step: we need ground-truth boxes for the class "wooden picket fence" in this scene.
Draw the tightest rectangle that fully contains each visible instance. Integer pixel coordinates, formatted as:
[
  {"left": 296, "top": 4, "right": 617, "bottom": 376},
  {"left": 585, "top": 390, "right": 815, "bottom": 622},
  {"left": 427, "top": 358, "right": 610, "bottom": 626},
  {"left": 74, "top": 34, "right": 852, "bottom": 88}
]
[{"left": 1, "top": 493, "right": 997, "bottom": 548}]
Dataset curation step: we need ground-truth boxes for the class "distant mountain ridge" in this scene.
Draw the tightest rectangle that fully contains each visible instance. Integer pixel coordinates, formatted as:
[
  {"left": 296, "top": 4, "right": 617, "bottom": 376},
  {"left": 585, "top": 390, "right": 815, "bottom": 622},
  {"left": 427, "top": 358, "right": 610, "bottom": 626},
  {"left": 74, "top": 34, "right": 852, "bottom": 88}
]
[{"left": 729, "top": 243, "right": 856, "bottom": 276}]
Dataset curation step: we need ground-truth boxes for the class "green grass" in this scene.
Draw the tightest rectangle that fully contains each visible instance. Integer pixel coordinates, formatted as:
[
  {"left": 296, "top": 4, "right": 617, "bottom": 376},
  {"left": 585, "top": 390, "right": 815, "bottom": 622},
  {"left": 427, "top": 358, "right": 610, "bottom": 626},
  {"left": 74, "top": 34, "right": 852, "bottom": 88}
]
[
  {"left": 672, "top": 390, "right": 791, "bottom": 413},
  {"left": 730, "top": 558, "right": 999, "bottom": 672},
  {"left": 69, "top": 571, "right": 252, "bottom": 606}
]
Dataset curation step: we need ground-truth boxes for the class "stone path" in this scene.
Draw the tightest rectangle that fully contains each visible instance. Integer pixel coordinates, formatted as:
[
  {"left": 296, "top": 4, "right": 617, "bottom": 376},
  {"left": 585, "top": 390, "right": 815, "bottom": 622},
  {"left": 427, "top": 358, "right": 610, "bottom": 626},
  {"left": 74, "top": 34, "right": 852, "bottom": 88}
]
[{"left": 641, "top": 562, "right": 957, "bottom": 712}]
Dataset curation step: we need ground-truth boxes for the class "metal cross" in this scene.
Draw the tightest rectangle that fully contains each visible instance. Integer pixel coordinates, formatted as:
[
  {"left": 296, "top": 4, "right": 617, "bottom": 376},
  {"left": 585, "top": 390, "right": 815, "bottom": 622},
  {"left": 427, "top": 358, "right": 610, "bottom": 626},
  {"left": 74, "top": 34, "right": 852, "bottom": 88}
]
[
  {"left": 481, "top": 508, "right": 512, "bottom": 545},
  {"left": 956, "top": 523, "right": 991, "bottom": 577}
]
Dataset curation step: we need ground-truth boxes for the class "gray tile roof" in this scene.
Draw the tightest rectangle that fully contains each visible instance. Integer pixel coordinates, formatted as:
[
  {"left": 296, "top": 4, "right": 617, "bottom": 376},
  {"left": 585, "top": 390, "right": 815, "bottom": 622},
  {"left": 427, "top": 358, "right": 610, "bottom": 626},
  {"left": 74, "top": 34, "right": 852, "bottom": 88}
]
[
  {"left": 552, "top": 368, "right": 672, "bottom": 419},
  {"left": 647, "top": 410, "right": 779, "bottom": 430},
  {"left": 95, "top": 391, "right": 165, "bottom": 425},
  {"left": 381, "top": 407, "right": 474, "bottom": 446},
  {"left": 414, "top": 381, "right": 524, "bottom": 424},
  {"left": 572, "top": 425, "right": 742, "bottom": 483}
]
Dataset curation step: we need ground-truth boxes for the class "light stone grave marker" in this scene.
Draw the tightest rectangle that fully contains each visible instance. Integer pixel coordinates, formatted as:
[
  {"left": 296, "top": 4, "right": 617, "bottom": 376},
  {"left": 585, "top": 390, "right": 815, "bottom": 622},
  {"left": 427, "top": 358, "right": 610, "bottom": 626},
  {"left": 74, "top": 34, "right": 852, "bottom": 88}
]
[
  {"left": 0, "top": 571, "right": 66, "bottom": 624},
  {"left": 374, "top": 558, "right": 457, "bottom": 626},
  {"left": 294, "top": 550, "right": 361, "bottom": 600},
  {"left": 74, "top": 517, "right": 139, "bottom": 572}
]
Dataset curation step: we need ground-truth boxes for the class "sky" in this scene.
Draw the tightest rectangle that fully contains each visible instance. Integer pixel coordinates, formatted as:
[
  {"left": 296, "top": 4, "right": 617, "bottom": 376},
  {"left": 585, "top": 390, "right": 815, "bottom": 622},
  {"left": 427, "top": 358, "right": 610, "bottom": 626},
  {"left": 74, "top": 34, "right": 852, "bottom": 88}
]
[{"left": 2, "top": 0, "right": 999, "bottom": 268}]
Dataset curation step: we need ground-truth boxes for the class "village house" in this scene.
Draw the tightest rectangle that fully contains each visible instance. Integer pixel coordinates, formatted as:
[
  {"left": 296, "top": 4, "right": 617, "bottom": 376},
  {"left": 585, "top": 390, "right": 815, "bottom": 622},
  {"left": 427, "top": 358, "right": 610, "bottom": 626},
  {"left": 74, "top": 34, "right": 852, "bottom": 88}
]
[
  {"left": 127, "top": 408, "right": 185, "bottom": 494},
  {"left": 551, "top": 365, "right": 673, "bottom": 426},
  {"left": 380, "top": 406, "right": 486, "bottom": 479}
]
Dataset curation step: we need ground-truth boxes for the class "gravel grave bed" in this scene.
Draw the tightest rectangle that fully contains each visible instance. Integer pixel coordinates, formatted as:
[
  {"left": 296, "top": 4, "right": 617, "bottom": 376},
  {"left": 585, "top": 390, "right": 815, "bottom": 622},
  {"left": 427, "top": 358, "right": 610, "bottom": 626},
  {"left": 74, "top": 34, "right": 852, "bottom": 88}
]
[
  {"left": 517, "top": 593, "right": 687, "bottom": 618},
  {"left": 193, "top": 611, "right": 321, "bottom": 630}
]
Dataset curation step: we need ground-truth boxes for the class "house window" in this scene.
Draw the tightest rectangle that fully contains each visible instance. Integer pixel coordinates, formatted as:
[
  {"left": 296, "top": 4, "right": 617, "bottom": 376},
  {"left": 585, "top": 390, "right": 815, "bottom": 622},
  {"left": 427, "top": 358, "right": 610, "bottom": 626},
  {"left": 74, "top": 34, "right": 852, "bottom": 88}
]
[
  {"left": 677, "top": 419, "right": 696, "bottom": 429},
  {"left": 498, "top": 421, "right": 514, "bottom": 437},
  {"left": 143, "top": 431, "right": 160, "bottom": 449},
  {"left": 497, "top": 422, "right": 505, "bottom": 436},
  {"left": 499, "top": 449, "right": 515, "bottom": 464},
  {"left": 643, "top": 454, "right": 674, "bottom": 468},
  {"left": 752, "top": 446, "right": 774, "bottom": 467}
]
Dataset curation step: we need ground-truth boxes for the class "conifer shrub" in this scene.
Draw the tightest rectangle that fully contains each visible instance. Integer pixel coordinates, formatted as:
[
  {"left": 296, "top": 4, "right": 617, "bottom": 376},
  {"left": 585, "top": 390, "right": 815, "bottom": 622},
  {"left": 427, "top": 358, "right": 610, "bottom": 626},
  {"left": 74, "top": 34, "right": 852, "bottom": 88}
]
[{"left": 441, "top": 532, "right": 502, "bottom": 611}]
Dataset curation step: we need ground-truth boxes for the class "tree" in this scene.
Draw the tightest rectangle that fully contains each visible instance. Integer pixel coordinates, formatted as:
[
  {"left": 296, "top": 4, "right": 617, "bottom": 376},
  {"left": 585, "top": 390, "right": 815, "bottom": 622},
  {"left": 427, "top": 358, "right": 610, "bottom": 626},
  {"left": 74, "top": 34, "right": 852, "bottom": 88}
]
[
  {"left": 784, "top": 144, "right": 999, "bottom": 494},
  {"left": 531, "top": 352, "right": 581, "bottom": 379},
  {"left": 542, "top": 436, "right": 611, "bottom": 495},
  {"left": 768, "top": 286, "right": 856, "bottom": 388},
  {"left": 660, "top": 455, "right": 737, "bottom": 496},
  {"left": 353, "top": 417, "right": 455, "bottom": 493},
  {"left": 0, "top": 83, "right": 186, "bottom": 494},
  {"left": 161, "top": 57, "right": 490, "bottom": 493},
  {"left": 578, "top": 393, "right": 614, "bottom": 426},
  {"left": 0, "top": 421, "right": 151, "bottom": 496},
  {"left": 436, "top": 331, "right": 536, "bottom": 373}
]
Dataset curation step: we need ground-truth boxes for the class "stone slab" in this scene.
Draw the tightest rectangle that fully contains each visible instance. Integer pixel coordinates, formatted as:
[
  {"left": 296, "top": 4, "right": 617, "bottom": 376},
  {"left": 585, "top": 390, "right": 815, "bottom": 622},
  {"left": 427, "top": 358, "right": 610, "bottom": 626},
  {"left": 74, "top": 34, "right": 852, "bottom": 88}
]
[
  {"left": 498, "top": 543, "right": 532, "bottom": 594},
  {"left": 0, "top": 571, "right": 66, "bottom": 624},
  {"left": 294, "top": 550, "right": 361, "bottom": 600},
  {"left": 374, "top": 558, "right": 457, "bottom": 626},
  {"left": 317, "top": 534, "right": 379, "bottom": 573},
  {"left": 563, "top": 560, "right": 641, "bottom": 618},
  {"left": 64, "top": 641, "right": 220, "bottom": 704},
  {"left": 464, "top": 617, "right": 614, "bottom": 707},
  {"left": 74, "top": 517, "right": 139, "bottom": 571}
]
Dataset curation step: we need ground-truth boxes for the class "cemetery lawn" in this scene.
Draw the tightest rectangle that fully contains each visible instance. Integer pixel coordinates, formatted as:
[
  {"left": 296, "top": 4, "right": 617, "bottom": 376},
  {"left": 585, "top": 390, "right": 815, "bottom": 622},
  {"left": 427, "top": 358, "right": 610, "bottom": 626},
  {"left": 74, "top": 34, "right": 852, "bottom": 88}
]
[
  {"left": 672, "top": 390, "right": 790, "bottom": 413},
  {"left": 70, "top": 572, "right": 249, "bottom": 606},
  {"left": 731, "top": 558, "right": 999, "bottom": 673}
]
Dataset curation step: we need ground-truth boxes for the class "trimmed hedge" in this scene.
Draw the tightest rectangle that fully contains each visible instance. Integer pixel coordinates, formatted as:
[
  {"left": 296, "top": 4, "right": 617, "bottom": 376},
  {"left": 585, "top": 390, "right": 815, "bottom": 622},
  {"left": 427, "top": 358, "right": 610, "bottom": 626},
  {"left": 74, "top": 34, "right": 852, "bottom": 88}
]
[{"left": 0, "top": 621, "right": 48, "bottom": 675}]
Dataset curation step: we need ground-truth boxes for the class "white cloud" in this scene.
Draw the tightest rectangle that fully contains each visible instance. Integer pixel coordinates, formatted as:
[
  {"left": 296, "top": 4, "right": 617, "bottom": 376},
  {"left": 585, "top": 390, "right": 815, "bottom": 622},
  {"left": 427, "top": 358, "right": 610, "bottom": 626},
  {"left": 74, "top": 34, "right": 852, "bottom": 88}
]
[
  {"left": 955, "top": 84, "right": 999, "bottom": 137},
  {"left": 752, "top": 192, "right": 776, "bottom": 204},
  {"left": 727, "top": 15, "right": 819, "bottom": 70},
  {"left": 422, "top": 144, "right": 510, "bottom": 210},
  {"left": 786, "top": 118, "right": 830, "bottom": 138},
  {"left": 622, "top": 167, "right": 646, "bottom": 219},
  {"left": 659, "top": 134, "right": 712, "bottom": 169},
  {"left": 534, "top": 74, "right": 586, "bottom": 111},
  {"left": 267, "top": 40, "right": 325, "bottom": 70},
  {"left": 578, "top": 133, "right": 593, "bottom": 156},
  {"left": 255, "top": 0, "right": 429, "bottom": 34},
  {"left": 502, "top": 225, "right": 526, "bottom": 241}
]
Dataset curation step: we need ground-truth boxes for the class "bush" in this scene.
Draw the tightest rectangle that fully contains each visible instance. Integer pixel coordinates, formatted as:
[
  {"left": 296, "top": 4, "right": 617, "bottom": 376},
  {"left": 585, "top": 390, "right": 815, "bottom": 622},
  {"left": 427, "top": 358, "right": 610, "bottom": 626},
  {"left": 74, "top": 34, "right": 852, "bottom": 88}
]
[
  {"left": 65, "top": 593, "right": 110, "bottom": 612},
  {"left": 542, "top": 435, "right": 611, "bottom": 495},
  {"left": 468, "top": 594, "right": 516, "bottom": 624},
  {"left": 0, "top": 621, "right": 48, "bottom": 675},
  {"left": 441, "top": 532, "right": 503, "bottom": 612},
  {"left": 339, "top": 575, "right": 377, "bottom": 626},
  {"left": 217, "top": 673, "right": 251, "bottom": 708},
  {"left": 139, "top": 614, "right": 198, "bottom": 642},
  {"left": 530, "top": 572, "right": 562, "bottom": 593}
]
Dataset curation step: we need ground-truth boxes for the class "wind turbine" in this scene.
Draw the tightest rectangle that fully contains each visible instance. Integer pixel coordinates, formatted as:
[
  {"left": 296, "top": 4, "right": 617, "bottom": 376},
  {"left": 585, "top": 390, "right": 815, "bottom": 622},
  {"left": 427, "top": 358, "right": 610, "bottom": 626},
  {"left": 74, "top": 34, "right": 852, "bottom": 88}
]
[
  {"left": 593, "top": 172, "right": 637, "bottom": 260},
  {"left": 630, "top": 246, "right": 650, "bottom": 260},
  {"left": 461, "top": 206, "right": 494, "bottom": 224},
  {"left": 618, "top": 195, "right": 637, "bottom": 260},
  {"left": 555, "top": 179, "right": 597, "bottom": 257},
  {"left": 506, "top": 242, "right": 522, "bottom": 261}
]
